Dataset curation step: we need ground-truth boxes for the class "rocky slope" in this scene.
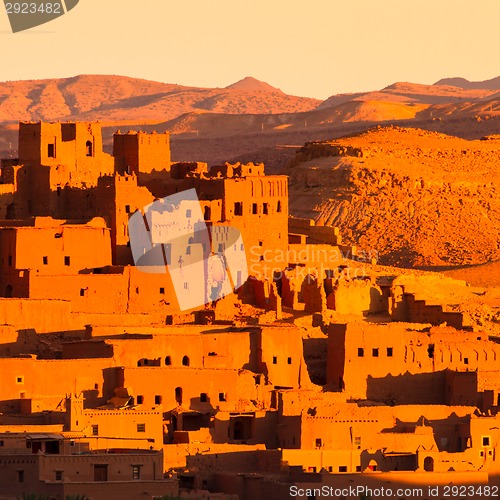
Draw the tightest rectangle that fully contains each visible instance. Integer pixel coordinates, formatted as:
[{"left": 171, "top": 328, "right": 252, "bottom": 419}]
[
  {"left": 288, "top": 126, "right": 500, "bottom": 267},
  {"left": 0, "top": 74, "right": 320, "bottom": 124}
]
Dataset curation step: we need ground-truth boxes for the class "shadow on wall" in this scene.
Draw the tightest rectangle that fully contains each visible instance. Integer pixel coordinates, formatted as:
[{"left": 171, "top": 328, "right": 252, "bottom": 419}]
[
  {"left": 366, "top": 371, "right": 448, "bottom": 406},
  {"left": 380, "top": 412, "right": 470, "bottom": 452},
  {"left": 366, "top": 369, "right": 481, "bottom": 406},
  {"left": 0, "top": 328, "right": 88, "bottom": 358},
  {"left": 302, "top": 337, "right": 327, "bottom": 386}
]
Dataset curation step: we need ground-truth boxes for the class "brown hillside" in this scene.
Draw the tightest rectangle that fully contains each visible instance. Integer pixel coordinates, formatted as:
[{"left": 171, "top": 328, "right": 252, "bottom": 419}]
[
  {"left": 435, "top": 76, "right": 500, "bottom": 90},
  {"left": 319, "top": 82, "right": 497, "bottom": 110},
  {"left": 444, "top": 260, "right": 500, "bottom": 288},
  {"left": 288, "top": 126, "right": 500, "bottom": 268},
  {"left": 0, "top": 74, "right": 320, "bottom": 125}
]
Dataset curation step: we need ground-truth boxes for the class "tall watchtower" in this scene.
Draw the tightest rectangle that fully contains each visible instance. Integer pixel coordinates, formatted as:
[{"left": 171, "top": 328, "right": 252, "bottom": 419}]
[{"left": 113, "top": 130, "right": 171, "bottom": 175}]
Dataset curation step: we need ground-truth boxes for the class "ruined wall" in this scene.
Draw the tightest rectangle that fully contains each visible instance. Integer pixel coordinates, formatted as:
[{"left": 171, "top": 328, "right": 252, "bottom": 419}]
[
  {"left": 391, "top": 290, "right": 465, "bottom": 329},
  {"left": 328, "top": 278, "right": 387, "bottom": 315}
]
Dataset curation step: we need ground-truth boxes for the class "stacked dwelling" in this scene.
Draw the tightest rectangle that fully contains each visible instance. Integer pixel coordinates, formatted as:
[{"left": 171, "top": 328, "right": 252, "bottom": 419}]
[{"left": 0, "top": 122, "right": 498, "bottom": 499}]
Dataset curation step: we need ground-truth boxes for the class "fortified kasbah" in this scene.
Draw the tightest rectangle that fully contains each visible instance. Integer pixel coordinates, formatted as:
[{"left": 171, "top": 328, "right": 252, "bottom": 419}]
[{"left": 1, "top": 120, "right": 500, "bottom": 500}]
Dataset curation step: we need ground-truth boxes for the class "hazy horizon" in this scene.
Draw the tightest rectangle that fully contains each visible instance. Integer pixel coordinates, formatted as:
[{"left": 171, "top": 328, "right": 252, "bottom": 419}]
[{"left": 1, "top": 0, "right": 499, "bottom": 99}]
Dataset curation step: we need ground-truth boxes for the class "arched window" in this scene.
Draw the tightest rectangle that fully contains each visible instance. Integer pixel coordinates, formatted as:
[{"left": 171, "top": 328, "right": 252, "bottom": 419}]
[
  {"left": 85, "top": 140, "right": 93, "bottom": 157},
  {"left": 175, "top": 387, "right": 183, "bottom": 405},
  {"left": 182, "top": 355, "right": 190, "bottom": 367},
  {"left": 424, "top": 456, "right": 434, "bottom": 472}
]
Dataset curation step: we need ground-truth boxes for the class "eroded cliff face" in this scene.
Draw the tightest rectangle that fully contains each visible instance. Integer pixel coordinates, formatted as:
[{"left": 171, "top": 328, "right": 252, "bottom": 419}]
[{"left": 288, "top": 127, "right": 500, "bottom": 267}]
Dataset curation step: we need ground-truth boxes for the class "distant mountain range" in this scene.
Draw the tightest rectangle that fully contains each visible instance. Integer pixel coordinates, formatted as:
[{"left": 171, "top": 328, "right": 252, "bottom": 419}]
[
  {"left": 433, "top": 76, "right": 500, "bottom": 90},
  {"left": 1, "top": 74, "right": 499, "bottom": 165},
  {"left": 1, "top": 74, "right": 499, "bottom": 128},
  {"left": 0, "top": 74, "right": 319, "bottom": 124}
]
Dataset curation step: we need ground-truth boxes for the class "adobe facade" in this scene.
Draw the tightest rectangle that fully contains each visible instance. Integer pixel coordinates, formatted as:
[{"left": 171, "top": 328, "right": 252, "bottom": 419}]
[{"left": 0, "top": 121, "right": 499, "bottom": 498}]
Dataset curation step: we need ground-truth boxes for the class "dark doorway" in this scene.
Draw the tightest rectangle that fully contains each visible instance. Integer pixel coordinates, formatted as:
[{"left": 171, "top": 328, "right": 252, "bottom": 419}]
[
  {"left": 94, "top": 464, "right": 108, "bottom": 482},
  {"left": 204, "top": 206, "right": 211, "bottom": 221}
]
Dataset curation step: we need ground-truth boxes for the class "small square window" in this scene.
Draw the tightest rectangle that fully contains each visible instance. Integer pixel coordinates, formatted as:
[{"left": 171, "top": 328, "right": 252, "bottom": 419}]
[
  {"left": 219, "top": 392, "right": 226, "bottom": 402},
  {"left": 272, "top": 356, "right": 278, "bottom": 364},
  {"left": 483, "top": 436, "right": 491, "bottom": 447},
  {"left": 315, "top": 438, "right": 322, "bottom": 448},
  {"left": 155, "top": 395, "right": 162, "bottom": 405},
  {"left": 358, "top": 348, "right": 364, "bottom": 357},
  {"left": 43, "top": 256, "right": 48, "bottom": 265},
  {"left": 17, "top": 470, "right": 24, "bottom": 483},
  {"left": 263, "top": 203, "right": 269, "bottom": 215},
  {"left": 159, "top": 287, "right": 165, "bottom": 294},
  {"left": 287, "top": 357, "right": 292, "bottom": 364},
  {"left": 339, "top": 466, "right": 348, "bottom": 472},
  {"left": 92, "top": 425, "right": 98, "bottom": 436},
  {"left": 137, "top": 395, "right": 144, "bottom": 404},
  {"left": 64, "top": 256, "right": 71, "bottom": 266},
  {"left": 200, "top": 393, "right": 208, "bottom": 402},
  {"left": 80, "top": 288, "right": 86, "bottom": 297},
  {"left": 356, "top": 465, "right": 362, "bottom": 472},
  {"left": 328, "top": 466, "right": 333, "bottom": 472},
  {"left": 387, "top": 347, "right": 393, "bottom": 357},
  {"left": 0, "top": 441, "right": 4, "bottom": 447},
  {"left": 55, "top": 470, "right": 63, "bottom": 481},
  {"left": 464, "top": 357, "right": 469, "bottom": 365},
  {"left": 372, "top": 348, "right": 379, "bottom": 357},
  {"left": 132, "top": 465, "right": 141, "bottom": 480},
  {"left": 252, "top": 203, "right": 258, "bottom": 214},
  {"left": 137, "top": 423, "right": 146, "bottom": 433},
  {"left": 186, "top": 209, "right": 192, "bottom": 218},
  {"left": 125, "top": 205, "right": 131, "bottom": 214},
  {"left": 47, "top": 144, "right": 55, "bottom": 158},
  {"left": 16, "top": 376, "right": 23, "bottom": 384}
]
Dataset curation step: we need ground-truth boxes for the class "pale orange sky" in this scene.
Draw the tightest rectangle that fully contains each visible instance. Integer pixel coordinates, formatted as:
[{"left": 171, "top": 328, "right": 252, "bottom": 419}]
[{"left": 0, "top": 0, "right": 499, "bottom": 99}]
